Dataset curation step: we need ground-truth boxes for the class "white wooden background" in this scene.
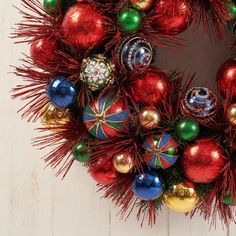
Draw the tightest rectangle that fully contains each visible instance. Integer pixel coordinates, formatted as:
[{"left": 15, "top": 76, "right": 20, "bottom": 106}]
[{"left": 1, "top": 1, "right": 236, "bottom": 235}]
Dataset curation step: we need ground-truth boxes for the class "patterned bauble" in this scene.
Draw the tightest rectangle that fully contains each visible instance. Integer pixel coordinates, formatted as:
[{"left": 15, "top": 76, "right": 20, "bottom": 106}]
[
  {"left": 40, "top": 103, "right": 72, "bottom": 129},
  {"left": 130, "top": 67, "right": 170, "bottom": 105},
  {"left": 140, "top": 106, "right": 161, "bottom": 129},
  {"left": 181, "top": 139, "right": 227, "bottom": 183},
  {"left": 132, "top": 170, "right": 164, "bottom": 200},
  {"left": 83, "top": 93, "right": 129, "bottom": 140},
  {"left": 116, "top": 36, "right": 153, "bottom": 70},
  {"left": 47, "top": 76, "right": 77, "bottom": 108},
  {"left": 163, "top": 181, "right": 199, "bottom": 213},
  {"left": 143, "top": 133, "right": 179, "bottom": 169},
  {"left": 226, "top": 103, "right": 236, "bottom": 127},
  {"left": 216, "top": 58, "right": 236, "bottom": 100},
  {"left": 80, "top": 55, "right": 114, "bottom": 91},
  {"left": 181, "top": 87, "right": 217, "bottom": 121},
  {"left": 112, "top": 152, "right": 133, "bottom": 174},
  {"left": 117, "top": 8, "right": 142, "bottom": 33},
  {"left": 62, "top": 4, "right": 106, "bottom": 51},
  {"left": 130, "top": 0, "right": 154, "bottom": 11}
]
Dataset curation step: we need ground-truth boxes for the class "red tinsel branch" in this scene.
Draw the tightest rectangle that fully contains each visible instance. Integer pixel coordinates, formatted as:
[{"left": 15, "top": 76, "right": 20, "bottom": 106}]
[
  {"left": 33, "top": 120, "right": 88, "bottom": 177},
  {"left": 190, "top": 159, "right": 236, "bottom": 227},
  {"left": 189, "top": 0, "right": 231, "bottom": 40}
]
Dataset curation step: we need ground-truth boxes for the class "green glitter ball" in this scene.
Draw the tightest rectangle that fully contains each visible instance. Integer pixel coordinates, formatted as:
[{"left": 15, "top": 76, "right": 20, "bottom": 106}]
[
  {"left": 72, "top": 142, "right": 91, "bottom": 163},
  {"left": 118, "top": 8, "right": 142, "bottom": 33},
  {"left": 175, "top": 118, "right": 200, "bottom": 141},
  {"left": 223, "top": 191, "right": 236, "bottom": 206},
  {"left": 80, "top": 55, "right": 115, "bottom": 91},
  {"left": 43, "top": 0, "right": 61, "bottom": 13}
]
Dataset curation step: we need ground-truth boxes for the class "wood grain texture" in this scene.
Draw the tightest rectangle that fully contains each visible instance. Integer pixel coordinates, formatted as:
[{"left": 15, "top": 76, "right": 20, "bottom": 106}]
[{"left": 0, "top": 1, "right": 235, "bottom": 235}]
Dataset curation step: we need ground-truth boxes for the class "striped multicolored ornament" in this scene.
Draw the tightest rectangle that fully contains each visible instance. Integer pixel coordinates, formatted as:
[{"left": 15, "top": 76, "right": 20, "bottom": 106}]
[
  {"left": 83, "top": 93, "right": 129, "bottom": 140},
  {"left": 142, "top": 133, "right": 179, "bottom": 169}
]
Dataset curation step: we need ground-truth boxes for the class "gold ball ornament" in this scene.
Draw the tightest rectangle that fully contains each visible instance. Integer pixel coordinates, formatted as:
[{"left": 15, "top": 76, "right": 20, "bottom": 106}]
[
  {"left": 226, "top": 104, "right": 236, "bottom": 127},
  {"left": 112, "top": 152, "right": 134, "bottom": 174},
  {"left": 140, "top": 106, "right": 161, "bottom": 129},
  {"left": 130, "top": 0, "right": 154, "bottom": 11},
  {"left": 163, "top": 182, "right": 199, "bottom": 213},
  {"left": 40, "top": 103, "right": 72, "bottom": 129}
]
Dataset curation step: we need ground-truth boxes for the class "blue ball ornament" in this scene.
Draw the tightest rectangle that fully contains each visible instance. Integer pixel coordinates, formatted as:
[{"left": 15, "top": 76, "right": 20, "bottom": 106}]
[
  {"left": 47, "top": 76, "right": 77, "bottom": 108},
  {"left": 116, "top": 36, "right": 153, "bottom": 70},
  {"left": 132, "top": 171, "right": 164, "bottom": 201},
  {"left": 181, "top": 87, "right": 217, "bottom": 121}
]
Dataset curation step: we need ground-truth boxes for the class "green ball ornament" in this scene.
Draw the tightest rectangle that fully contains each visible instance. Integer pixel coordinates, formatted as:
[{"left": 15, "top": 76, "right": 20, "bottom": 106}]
[
  {"left": 118, "top": 8, "right": 142, "bottom": 33},
  {"left": 43, "top": 0, "right": 61, "bottom": 13},
  {"left": 72, "top": 142, "right": 91, "bottom": 163},
  {"left": 175, "top": 118, "right": 200, "bottom": 141},
  {"left": 223, "top": 191, "right": 236, "bottom": 206},
  {"left": 227, "top": 2, "right": 236, "bottom": 18}
]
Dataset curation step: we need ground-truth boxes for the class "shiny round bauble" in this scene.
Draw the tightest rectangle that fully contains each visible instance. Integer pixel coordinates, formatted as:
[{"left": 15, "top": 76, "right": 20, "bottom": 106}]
[
  {"left": 89, "top": 159, "right": 119, "bottom": 185},
  {"left": 116, "top": 36, "right": 153, "bottom": 70},
  {"left": 43, "top": 0, "right": 61, "bottom": 13},
  {"left": 143, "top": 133, "right": 179, "bottom": 169},
  {"left": 130, "top": 67, "right": 170, "bottom": 105},
  {"left": 163, "top": 182, "right": 199, "bottom": 213},
  {"left": 181, "top": 139, "right": 227, "bottom": 183},
  {"left": 227, "top": 2, "right": 236, "bottom": 19},
  {"left": 130, "top": 0, "right": 154, "bottom": 11},
  {"left": 226, "top": 104, "right": 236, "bottom": 126},
  {"left": 153, "top": 0, "right": 192, "bottom": 35},
  {"left": 40, "top": 103, "right": 72, "bottom": 129},
  {"left": 112, "top": 152, "right": 133, "bottom": 174},
  {"left": 80, "top": 55, "right": 114, "bottom": 91},
  {"left": 181, "top": 87, "right": 217, "bottom": 122},
  {"left": 216, "top": 58, "right": 236, "bottom": 100},
  {"left": 62, "top": 4, "right": 106, "bottom": 51},
  {"left": 117, "top": 8, "right": 142, "bottom": 33},
  {"left": 47, "top": 76, "right": 77, "bottom": 108},
  {"left": 140, "top": 106, "right": 161, "bottom": 129},
  {"left": 83, "top": 93, "right": 129, "bottom": 140},
  {"left": 30, "top": 37, "right": 59, "bottom": 69},
  {"left": 223, "top": 191, "right": 236, "bottom": 206},
  {"left": 175, "top": 118, "right": 200, "bottom": 141},
  {"left": 132, "top": 171, "right": 164, "bottom": 200},
  {"left": 72, "top": 142, "right": 91, "bottom": 163}
]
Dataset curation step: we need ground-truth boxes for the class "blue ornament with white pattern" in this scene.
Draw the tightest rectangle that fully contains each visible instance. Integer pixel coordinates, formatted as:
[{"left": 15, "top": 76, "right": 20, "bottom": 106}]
[
  {"left": 116, "top": 36, "right": 153, "bottom": 70},
  {"left": 181, "top": 87, "right": 217, "bottom": 121},
  {"left": 47, "top": 76, "right": 77, "bottom": 108}
]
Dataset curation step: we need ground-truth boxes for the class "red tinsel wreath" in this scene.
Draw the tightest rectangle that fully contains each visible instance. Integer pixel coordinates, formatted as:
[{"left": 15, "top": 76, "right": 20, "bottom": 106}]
[{"left": 12, "top": 0, "right": 236, "bottom": 227}]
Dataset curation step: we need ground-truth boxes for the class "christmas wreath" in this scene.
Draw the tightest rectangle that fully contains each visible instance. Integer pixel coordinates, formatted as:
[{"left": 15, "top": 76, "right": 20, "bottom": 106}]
[{"left": 12, "top": 0, "right": 236, "bottom": 227}]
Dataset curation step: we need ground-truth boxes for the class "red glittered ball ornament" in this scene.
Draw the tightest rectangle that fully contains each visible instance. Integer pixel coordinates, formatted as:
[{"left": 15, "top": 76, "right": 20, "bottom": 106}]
[
  {"left": 89, "top": 159, "right": 119, "bottom": 185},
  {"left": 62, "top": 4, "right": 106, "bottom": 51},
  {"left": 216, "top": 58, "right": 236, "bottom": 100},
  {"left": 181, "top": 139, "right": 227, "bottom": 184},
  {"left": 30, "top": 37, "right": 59, "bottom": 68},
  {"left": 152, "top": 0, "right": 192, "bottom": 35},
  {"left": 129, "top": 67, "right": 170, "bottom": 105}
]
